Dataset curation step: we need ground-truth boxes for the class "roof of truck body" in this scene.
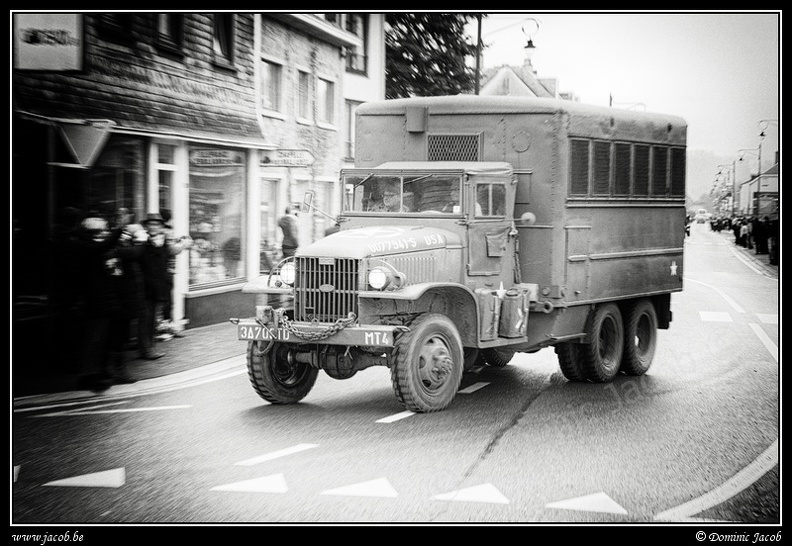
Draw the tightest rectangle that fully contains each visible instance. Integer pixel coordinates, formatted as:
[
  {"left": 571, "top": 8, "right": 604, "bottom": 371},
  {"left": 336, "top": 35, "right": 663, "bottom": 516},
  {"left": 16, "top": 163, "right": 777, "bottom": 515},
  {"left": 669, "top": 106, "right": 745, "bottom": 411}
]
[
  {"left": 358, "top": 94, "right": 686, "bottom": 125},
  {"left": 354, "top": 161, "right": 513, "bottom": 175}
]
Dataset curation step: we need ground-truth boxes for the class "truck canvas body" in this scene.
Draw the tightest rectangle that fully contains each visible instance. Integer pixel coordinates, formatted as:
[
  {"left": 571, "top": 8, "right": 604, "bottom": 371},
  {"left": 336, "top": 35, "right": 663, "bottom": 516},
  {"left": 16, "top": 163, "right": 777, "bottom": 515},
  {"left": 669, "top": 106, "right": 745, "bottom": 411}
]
[{"left": 233, "top": 95, "right": 687, "bottom": 412}]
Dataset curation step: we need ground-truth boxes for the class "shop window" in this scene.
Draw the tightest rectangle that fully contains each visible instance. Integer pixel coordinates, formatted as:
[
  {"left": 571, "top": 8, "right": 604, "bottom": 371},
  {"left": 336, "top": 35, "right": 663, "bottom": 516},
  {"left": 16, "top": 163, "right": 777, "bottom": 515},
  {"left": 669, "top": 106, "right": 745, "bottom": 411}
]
[
  {"left": 259, "top": 178, "right": 279, "bottom": 274},
  {"left": 88, "top": 137, "right": 145, "bottom": 220},
  {"left": 188, "top": 147, "right": 246, "bottom": 287}
]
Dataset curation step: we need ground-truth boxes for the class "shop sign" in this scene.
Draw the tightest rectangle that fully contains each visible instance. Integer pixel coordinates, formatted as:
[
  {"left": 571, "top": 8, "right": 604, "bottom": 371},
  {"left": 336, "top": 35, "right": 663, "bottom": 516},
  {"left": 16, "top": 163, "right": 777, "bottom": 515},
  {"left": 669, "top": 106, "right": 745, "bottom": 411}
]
[
  {"left": 261, "top": 149, "right": 315, "bottom": 167},
  {"left": 13, "top": 13, "right": 83, "bottom": 71},
  {"left": 190, "top": 149, "right": 245, "bottom": 167}
]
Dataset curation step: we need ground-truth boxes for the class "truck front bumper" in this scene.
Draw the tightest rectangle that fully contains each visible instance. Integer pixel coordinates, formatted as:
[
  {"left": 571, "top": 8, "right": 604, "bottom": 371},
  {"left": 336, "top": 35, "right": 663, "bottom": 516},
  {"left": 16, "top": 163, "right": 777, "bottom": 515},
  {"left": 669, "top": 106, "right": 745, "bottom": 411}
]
[{"left": 235, "top": 319, "right": 399, "bottom": 347}]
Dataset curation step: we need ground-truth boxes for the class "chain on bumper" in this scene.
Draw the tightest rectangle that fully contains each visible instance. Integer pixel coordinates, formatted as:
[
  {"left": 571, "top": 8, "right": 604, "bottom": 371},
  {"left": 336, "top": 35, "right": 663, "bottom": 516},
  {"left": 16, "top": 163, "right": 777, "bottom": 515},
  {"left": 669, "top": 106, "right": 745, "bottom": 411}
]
[{"left": 275, "top": 311, "right": 358, "bottom": 342}]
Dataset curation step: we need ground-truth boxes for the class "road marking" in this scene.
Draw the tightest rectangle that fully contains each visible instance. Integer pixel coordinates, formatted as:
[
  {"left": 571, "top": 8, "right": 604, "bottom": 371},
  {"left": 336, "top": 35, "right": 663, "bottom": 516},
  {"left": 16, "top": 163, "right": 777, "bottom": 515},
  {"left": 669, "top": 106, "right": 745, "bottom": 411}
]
[
  {"left": 432, "top": 483, "right": 509, "bottom": 504},
  {"left": 748, "top": 323, "right": 778, "bottom": 363},
  {"left": 683, "top": 278, "right": 745, "bottom": 313},
  {"left": 545, "top": 492, "right": 628, "bottom": 515},
  {"left": 655, "top": 439, "right": 778, "bottom": 521},
  {"left": 756, "top": 313, "right": 778, "bottom": 324},
  {"left": 36, "top": 404, "right": 191, "bottom": 417},
  {"left": 376, "top": 411, "right": 415, "bottom": 423},
  {"left": 699, "top": 311, "right": 733, "bottom": 322},
  {"left": 459, "top": 382, "right": 490, "bottom": 394},
  {"left": 234, "top": 444, "right": 318, "bottom": 466},
  {"left": 320, "top": 477, "right": 398, "bottom": 498},
  {"left": 43, "top": 468, "right": 126, "bottom": 488},
  {"left": 211, "top": 473, "right": 288, "bottom": 493},
  {"left": 14, "top": 465, "right": 20, "bottom": 483}
]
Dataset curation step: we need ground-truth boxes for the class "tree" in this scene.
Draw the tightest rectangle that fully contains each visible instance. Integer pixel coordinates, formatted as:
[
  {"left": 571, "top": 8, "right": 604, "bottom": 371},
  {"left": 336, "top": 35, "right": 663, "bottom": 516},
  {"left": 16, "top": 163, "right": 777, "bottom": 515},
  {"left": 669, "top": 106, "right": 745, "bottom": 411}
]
[{"left": 385, "top": 13, "right": 478, "bottom": 99}]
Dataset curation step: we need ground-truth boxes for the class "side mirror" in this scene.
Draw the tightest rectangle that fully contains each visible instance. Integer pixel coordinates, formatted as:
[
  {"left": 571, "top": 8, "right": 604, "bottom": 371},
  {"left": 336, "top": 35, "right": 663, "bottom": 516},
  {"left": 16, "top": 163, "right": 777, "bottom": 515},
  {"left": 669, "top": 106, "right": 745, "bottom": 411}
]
[{"left": 302, "top": 190, "right": 315, "bottom": 213}]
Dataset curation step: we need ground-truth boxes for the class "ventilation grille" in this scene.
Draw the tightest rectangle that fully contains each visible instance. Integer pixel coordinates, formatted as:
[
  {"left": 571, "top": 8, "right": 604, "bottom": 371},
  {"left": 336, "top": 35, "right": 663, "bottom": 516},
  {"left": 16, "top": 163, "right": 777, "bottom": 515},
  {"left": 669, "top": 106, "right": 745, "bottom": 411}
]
[{"left": 428, "top": 134, "right": 480, "bottom": 161}]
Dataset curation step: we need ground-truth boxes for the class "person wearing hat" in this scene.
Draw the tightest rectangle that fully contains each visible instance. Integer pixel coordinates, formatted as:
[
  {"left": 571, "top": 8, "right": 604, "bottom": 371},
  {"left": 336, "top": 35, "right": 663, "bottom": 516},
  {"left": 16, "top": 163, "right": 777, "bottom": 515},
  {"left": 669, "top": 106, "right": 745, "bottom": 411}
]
[{"left": 140, "top": 212, "right": 169, "bottom": 360}]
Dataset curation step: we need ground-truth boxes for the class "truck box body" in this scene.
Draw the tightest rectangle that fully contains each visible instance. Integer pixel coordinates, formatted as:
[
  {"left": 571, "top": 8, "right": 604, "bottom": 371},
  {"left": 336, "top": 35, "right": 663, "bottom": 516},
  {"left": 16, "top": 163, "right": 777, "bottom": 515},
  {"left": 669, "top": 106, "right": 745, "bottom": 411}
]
[{"left": 354, "top": 95, "right": 686, "bottom": 314}]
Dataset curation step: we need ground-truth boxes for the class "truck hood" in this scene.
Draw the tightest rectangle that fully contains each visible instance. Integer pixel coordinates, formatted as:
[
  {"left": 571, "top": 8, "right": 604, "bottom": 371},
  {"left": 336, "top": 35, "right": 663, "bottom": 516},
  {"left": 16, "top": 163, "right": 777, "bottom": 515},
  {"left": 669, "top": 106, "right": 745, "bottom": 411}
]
[{"left": 299, "top": 225, "right": 461, "bottom": 259}]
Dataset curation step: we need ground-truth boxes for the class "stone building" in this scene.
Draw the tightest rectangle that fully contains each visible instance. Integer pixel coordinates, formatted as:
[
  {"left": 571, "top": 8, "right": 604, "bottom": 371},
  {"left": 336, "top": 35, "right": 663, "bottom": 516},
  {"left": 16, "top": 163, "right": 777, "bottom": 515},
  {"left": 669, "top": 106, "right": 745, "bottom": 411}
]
[{"left": 12, "top": 12, "right": 385, "bottom": 330}]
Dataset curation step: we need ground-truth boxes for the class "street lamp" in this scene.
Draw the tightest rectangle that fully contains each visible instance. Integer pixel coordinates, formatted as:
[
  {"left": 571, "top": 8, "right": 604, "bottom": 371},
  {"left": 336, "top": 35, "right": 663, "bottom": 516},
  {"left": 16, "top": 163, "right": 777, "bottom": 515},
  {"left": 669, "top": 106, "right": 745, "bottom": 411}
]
[
  {"left": 474, "top": 15, "right": 540, "bottom": 95},
  {"left": 758, "top": 118, "right": 779, "bottom": 138},
  {"left": 738, "top": 148, "right": 760, "bottom": 216}
]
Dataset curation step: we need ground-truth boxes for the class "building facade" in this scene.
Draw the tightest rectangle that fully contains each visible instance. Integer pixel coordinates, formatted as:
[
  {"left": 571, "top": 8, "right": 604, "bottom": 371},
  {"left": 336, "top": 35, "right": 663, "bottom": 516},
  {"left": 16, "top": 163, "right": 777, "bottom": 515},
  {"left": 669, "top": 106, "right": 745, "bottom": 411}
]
[{"left": 12, "top": 13, "right": 385, "bottom": 330}]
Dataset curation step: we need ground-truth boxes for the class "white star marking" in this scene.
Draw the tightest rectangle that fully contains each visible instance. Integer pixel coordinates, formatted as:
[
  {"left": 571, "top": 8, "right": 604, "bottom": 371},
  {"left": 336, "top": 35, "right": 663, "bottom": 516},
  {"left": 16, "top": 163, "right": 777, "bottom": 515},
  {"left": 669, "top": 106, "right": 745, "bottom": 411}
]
[{"left": 670, "top": 261, "right": 678, "bottom": 275}]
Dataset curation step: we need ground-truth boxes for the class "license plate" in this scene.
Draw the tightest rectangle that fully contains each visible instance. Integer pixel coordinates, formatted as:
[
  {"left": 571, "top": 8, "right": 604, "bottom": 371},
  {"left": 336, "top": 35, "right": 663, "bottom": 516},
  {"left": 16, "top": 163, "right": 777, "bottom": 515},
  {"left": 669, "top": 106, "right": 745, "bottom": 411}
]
[{"left": 238, "top": 324, "right": 292, "bottom": 341}]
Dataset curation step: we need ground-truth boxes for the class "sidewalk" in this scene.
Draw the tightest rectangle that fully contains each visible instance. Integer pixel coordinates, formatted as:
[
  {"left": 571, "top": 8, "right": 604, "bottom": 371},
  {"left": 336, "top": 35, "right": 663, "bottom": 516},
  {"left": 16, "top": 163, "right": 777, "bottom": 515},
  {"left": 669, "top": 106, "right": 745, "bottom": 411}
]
[
  {"left": 12, "top": 320, "right": 246, "bottom": 400},
  {"left": 718, "top": 231, "right": 780, "bottom": 280}
]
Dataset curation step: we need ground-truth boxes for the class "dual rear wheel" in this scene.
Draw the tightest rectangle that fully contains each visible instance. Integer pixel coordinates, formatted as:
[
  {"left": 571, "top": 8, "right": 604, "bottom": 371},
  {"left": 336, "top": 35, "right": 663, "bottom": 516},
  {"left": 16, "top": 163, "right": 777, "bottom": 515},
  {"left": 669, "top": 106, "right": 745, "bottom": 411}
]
[{"left": 555, "top": 298, "right": 658, "bottom": 382}]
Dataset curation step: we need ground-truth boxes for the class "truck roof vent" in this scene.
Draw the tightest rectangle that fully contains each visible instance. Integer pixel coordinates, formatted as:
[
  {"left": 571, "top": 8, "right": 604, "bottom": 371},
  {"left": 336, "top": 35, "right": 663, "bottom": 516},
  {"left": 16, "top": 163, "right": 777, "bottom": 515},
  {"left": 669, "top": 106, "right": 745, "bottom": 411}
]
[{"left": 428, "top": 134, "right": 480, "bottom": 161}]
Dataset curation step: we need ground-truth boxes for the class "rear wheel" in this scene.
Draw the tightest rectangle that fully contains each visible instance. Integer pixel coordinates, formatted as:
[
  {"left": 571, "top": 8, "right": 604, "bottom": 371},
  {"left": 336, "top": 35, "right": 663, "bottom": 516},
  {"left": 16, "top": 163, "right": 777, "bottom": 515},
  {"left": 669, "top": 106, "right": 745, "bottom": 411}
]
[
  {"left": 580, "top": 303, "right": 624, "bottom": 382},
  {"left": 620, "top": 299, "right": 658, "bottom": 376},
  {"left": 247, "top": 341, "right": 318, "bottom": 404},
  {"left": 390, "top": 313, "right": 463, "bottom": 413}
]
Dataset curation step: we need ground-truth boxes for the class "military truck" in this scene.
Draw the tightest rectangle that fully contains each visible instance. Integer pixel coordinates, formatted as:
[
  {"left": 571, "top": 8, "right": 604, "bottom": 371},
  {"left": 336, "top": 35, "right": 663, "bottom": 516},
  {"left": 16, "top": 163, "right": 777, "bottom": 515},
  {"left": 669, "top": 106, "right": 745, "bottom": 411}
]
[{"left": 233, "top": 95, "right": 687, "bottom": 413}]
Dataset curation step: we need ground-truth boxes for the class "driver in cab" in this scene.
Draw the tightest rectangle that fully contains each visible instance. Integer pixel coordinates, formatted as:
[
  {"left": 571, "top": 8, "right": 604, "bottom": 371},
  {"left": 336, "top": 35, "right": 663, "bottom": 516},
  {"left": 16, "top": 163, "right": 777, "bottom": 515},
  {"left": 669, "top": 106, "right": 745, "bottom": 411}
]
[{"left": 368, "top": 182, "right": 409, "bottom": 212}]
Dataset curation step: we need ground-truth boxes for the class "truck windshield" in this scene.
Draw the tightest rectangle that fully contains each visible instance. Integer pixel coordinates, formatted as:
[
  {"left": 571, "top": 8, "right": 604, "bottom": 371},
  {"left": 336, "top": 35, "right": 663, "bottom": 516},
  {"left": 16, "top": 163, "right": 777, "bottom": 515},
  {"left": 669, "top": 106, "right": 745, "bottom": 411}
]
[{"left": 343, "top": 173, "right": 463, "bottom": 214}]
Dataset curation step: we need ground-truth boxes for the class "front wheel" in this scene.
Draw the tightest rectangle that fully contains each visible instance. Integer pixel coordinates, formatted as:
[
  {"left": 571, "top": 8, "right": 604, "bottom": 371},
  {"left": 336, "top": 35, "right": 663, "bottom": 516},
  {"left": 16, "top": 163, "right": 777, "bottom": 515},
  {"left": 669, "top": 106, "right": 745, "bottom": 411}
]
[
  {"left": 390, "top": 313, "right": 463, "bottom": 413},
  {"left": 247, "top": 341, "right": 318, "bottom": 404}
]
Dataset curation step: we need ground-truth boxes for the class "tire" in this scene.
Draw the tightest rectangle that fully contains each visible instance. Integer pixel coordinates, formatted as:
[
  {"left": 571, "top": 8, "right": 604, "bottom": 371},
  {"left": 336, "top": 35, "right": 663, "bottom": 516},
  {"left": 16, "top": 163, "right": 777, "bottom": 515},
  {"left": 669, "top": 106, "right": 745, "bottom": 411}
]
[
  {"left": 580, "top": 303, "right": 624, "bottom": 383},
  {"left": 554, "top": 342, "right": 587, "bottom": 382},
  {"left": 247, "top": 341, "right": 319, "bottom": 404},
  {"left": 479, "top": 348, "right": 515, "bottom": 368},
  {"left": 390, "top": 313, "right": 463, "bottom": 413},
  {"left": 620, "top": 299, "right": 658, "bottom": 376}
]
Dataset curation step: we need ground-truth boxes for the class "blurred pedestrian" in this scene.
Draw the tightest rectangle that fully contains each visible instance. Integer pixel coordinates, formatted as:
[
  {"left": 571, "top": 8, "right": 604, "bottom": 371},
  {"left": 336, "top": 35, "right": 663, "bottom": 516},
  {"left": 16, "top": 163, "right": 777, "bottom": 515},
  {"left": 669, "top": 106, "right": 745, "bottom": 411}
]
[
  {"left": 140, "top": 213, "right": 170, "bottom": 360},
  {"left": 158, "top": 210, "right": 192, "bottom": 339},
  {"left": 112, "top": 208, "right": 148, "bottom": 383},
  {"left": 74, "top": 215, "right": 124, "bottom": 391},
  {"left": 278, "top": 206, "right": 300, "bottom": 259}
]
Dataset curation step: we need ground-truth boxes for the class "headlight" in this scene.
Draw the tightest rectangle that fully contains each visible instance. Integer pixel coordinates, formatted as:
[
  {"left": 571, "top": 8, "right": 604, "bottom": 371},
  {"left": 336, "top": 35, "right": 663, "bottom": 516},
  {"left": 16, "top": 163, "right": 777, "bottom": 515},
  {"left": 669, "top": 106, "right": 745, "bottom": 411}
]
[
  {"left": 368, "top": 267, "right": 389, "bottom": 290},
  {"left": 279, "top": 262, "right": 296, "bottom": 286}
]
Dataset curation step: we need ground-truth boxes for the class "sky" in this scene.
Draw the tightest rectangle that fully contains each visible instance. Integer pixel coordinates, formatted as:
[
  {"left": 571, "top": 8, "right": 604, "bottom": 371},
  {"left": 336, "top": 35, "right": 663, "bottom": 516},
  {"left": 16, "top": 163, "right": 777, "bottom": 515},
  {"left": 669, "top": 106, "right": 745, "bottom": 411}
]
[{"left": 466, "top": 12, "right": 780, "bottom": 165}]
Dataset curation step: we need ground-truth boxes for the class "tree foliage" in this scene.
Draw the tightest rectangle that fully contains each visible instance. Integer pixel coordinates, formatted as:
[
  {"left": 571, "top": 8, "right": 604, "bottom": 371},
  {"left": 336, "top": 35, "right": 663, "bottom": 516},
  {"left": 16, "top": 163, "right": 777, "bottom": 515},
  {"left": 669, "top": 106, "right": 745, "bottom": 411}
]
[{"left": 385, "top": 13, "right": 479, "bottom": 99}]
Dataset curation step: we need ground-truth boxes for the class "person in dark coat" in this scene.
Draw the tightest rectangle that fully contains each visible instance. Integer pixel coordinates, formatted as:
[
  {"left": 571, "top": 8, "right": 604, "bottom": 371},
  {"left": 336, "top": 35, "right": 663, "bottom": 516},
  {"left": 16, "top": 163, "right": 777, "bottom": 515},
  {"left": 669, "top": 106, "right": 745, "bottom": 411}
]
[
  {"left": 140, "top": 213, "right": 170, "bottom": 360},
  {"left": 278, "top": 206, "right": 300, "bottom": 258},
  {"left": 73, "top": 215, "right": 124, "bottom": 391},
  {"left": 112, "top": 208, "right": 148, "bottom": 382}
]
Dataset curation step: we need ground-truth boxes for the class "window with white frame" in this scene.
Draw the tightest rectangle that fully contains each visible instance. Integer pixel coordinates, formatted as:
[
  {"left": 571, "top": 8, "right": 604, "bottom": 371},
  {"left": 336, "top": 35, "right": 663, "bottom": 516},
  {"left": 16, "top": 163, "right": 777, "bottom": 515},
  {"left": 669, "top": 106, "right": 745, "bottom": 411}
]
[
  {"left": 157, "top": 13, "right": 184, "bottom": 53},
  {"left": 344, "top": 100, "right": 362, "bottom": 159},
  {"left": 298, "top": 70, "right": 312, "bottom": 120},
  {"left": 345, "top": 14, "right": 367, "bottom": 74},
  {"left": 260, "top": 59, "right": 283, "bottom": 113},
  {"left": 317, "top": 77, "right": 335, "bottom": 124}
]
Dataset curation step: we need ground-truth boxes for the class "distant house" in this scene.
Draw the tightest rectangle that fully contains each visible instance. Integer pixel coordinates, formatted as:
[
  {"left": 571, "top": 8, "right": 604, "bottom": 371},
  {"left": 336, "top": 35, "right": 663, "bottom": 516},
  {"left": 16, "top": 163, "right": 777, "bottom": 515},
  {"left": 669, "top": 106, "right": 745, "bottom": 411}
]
[{"left": 479, "top": 51, "right": 578, "bottom": 101}]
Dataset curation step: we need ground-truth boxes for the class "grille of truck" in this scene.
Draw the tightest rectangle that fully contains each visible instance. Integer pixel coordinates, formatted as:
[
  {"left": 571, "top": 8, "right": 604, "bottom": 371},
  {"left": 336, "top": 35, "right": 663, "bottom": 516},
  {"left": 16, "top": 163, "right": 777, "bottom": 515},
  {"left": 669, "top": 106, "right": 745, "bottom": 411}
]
[{"left": 294, "top": 257, "right": 360, "bottom": 322}]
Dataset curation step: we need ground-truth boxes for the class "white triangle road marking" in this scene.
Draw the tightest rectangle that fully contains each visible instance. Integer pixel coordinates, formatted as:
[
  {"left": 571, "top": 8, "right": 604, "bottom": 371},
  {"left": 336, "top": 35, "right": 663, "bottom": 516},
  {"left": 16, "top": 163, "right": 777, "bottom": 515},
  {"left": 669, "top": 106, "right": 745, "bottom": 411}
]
[
  {"left": 432, "top": 483, "right": 509, "bottom": 504},
  {"left": 320, "top": 477, "right": 398, "bottom": 498},
  {"left": 235, "top": 443, "right": 318, "bottom": 466},
  {"left": 14, "top": 465, "right": 20, "bottom": 482},
  {"left": 375, "top": 411, "right": 415, "bottom": 423},
  {"left": 211, "top": 473, "right": 288, "bottom": 493},
  {"left": 43, "top": 468, "right": 126, "bottom": 488},
  {"left": 546, "top": 492, "right": 628, "bottom": 515},
  {"left": 699, "top": 311, "right": 733, "bottom": 322}
]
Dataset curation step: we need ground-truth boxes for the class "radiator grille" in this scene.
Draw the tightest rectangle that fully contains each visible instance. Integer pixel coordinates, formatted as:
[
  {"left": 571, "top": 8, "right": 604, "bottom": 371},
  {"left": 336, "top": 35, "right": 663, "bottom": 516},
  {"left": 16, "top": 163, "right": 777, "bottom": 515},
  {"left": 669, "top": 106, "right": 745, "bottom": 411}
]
[
  {"left": 428, "top": 134, "right": 480, "bottom": 161},
  {"left": 294, "top": 257, "right": 359, "bottom": 322}
]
